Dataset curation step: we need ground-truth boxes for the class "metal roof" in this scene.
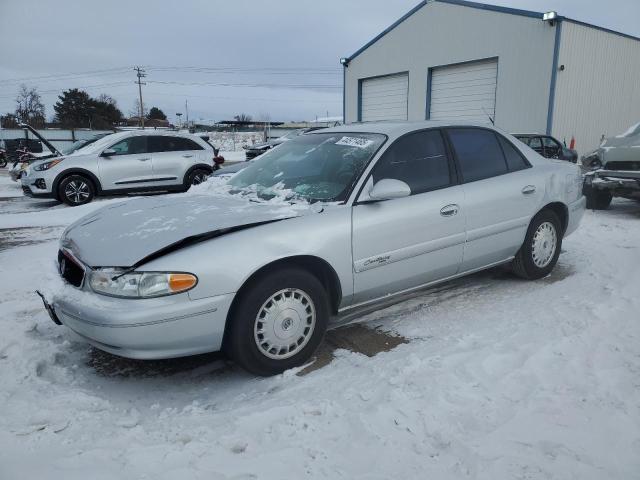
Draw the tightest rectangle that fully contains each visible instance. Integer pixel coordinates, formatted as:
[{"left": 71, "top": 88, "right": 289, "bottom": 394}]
[{"left": 345, "top": 0, "right": 640, "bottom": 62}]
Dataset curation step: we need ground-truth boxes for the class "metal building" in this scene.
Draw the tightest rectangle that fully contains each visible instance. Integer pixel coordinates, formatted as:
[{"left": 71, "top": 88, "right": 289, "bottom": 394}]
[{"left": 342, "top": 0, "right": 640, "bottom": 155}]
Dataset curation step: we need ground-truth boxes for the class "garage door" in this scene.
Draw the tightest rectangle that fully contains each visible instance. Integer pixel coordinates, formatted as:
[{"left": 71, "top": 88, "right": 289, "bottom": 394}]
[
  {"left": 360, "top": 73, "right": 409, "bottom": 122},
  {"left": 429, "top": 59, "right": 498, "bottom": 123}
]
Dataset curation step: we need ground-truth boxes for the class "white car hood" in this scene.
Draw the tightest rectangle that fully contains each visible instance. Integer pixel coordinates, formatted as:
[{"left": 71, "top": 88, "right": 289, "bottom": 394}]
[{"left": 61, "top": 194, "right": 311, "bottom": 267}]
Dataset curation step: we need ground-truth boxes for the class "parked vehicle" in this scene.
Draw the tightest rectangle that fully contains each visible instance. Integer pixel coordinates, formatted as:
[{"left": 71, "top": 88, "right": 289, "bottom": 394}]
[
  {"left": 513, "top": 134, "right": 578, "bottom": 162},
  {"left": 581, "top": 122, "right": 640, "bottom": 209},
  {"left": 244, "top": 127, "right": 324, "bottom": 159},
  {"left": 40, "top": 121, "right": 585, "bottom": 375},
  {"left": 0, "top": 148, "right": 7, "bottom": 168},
  {"left": 21, "top": 131, "right": 216, "bottom": 206}
]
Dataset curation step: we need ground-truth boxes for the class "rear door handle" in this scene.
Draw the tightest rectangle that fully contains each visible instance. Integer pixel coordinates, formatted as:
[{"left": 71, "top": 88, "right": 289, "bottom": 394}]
[
  {"left": 138, "top": 157, "right": 151, "bottom": 162},
  {"left": 440, "top": 204, "right": 459, "bottom": 217},
  {"left": 182, "top": 154, "right": 193, "bottom": 158},
  {"left": 522, "top": 185, "right": 536, "bottom": 195}
]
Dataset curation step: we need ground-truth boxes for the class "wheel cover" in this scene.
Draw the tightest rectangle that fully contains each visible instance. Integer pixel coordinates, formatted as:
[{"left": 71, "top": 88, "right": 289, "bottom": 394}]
[
  {"left": 531, "top": 221, "right": 557, "bottom": 268},
  {"left": 64, "top": 180, "right": 90, "bottom": 203},
  {"left": 254, "top": 288, "right": 316, "bottom": 360},
  {"left": 191, "top": 172, "right": 207, "bottom": 185}
]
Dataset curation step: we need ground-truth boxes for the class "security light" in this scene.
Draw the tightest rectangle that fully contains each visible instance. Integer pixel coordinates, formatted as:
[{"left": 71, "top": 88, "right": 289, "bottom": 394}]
[
  {"left": 543, "top": 11, "right": 557, "bottom": 25},
  {"left": 340, "top": 57, "right": 350, "bottom": 66}
]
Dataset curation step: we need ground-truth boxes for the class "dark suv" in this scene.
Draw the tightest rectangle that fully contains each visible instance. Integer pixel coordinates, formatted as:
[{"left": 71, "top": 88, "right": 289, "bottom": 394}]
[{"left": 513, "top": 134, "right": 578, "bottom": 163}]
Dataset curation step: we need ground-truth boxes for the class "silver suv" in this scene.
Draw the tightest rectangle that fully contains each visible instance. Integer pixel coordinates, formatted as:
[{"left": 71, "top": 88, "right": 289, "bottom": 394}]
[{"left": 21, "top": 131, "right": 215, "bottom": 205}]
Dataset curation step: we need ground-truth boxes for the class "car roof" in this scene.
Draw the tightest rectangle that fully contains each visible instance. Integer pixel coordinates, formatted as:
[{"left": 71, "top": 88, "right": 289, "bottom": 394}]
[{"left": 313, "top": 120, "right": 498, "bottom": 138}]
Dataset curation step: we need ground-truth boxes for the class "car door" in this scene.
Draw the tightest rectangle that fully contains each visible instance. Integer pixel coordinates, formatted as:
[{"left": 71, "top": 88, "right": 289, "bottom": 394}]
[
  {"left": 149, "top": 136, "right": 206, "bottom": 186},
  {"left": 97, "top": 136, "right": 154, "bottom": 190},
  {"left": 351, "top": 129, "right": 466, "bottom": 304},
  {"left": 445, "top": 128, "right": 541, "bottom": 272}
]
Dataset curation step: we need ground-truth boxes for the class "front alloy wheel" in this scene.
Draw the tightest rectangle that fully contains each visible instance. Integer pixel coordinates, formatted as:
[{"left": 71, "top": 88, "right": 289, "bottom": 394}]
[
  {"left": 59, "top": 175, "right": 95, "bottom": 206},
  {"left": 226, "top": 267, "right": 329, "bottom": 376}
]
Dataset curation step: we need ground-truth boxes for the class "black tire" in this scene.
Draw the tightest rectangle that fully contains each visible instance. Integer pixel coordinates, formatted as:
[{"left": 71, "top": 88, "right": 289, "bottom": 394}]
[
  {"left": 584, "top": 184, "right": 612, "bottom": 210},
  {"left": 185, "top": 168, "right": 210, "bottom": 189},
  {"left": 58, "top": 174, "right": 95, "bottom": 206},
  {"left": 0, "top": 157, "right": 7, "bottom": 168},
  {"left": 225, "top": 267, "right": 329, "bottom": 376},
  {"left": 512, "top": 210, "right": 562, "bottom": 280}
]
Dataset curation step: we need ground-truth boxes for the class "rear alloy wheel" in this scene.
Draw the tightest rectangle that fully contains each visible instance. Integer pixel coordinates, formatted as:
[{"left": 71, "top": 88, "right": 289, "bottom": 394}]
[
  {"left": 187, "top": 168, "right": 209, "bottom": 188},
  {"left": 59, "top": 175, "right": 95, "bottom": 206},
  {"left": 512, "top": 210, "right": 562, "bottom": 280},
  {"left": 226, "top": 267, "right": 329, "bottom": 376}
]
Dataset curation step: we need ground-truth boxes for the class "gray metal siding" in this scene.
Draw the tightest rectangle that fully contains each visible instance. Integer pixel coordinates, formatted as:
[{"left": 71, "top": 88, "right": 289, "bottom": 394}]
[
  {"left": 551, "top": 21, "right": 640, "bottom": 155},
  {"left": 344, "top": 1, "right": 556, "bottom": 133}
]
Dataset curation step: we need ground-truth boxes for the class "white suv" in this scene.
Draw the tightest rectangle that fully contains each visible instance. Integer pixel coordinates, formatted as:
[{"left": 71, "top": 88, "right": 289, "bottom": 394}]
[{"left": 21, "top": 130, "right": 215, "bottom": 206}]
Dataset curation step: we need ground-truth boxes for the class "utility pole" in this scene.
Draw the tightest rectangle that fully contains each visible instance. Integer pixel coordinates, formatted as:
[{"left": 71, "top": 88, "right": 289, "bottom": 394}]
[
  {"left": 185, "top": 100, "right": 189, "bottom": 129},
  {"left": 134, "top": 66, "right": 146, "bottom": 129}
]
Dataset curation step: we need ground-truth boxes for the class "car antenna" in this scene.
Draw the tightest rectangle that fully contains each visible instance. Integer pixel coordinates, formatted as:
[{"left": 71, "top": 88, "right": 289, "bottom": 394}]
[{"left": 481, "top": 107, "right": 495, "bottom": 125}]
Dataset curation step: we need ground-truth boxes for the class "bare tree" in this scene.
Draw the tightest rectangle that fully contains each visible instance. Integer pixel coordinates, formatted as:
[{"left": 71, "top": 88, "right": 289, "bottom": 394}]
[
  {"left": 15, "top": 84, "right": 45, "bottom": 127},
  {"left": 129, "top": 99, "right": 148, "bottom": 119},
  {"left": 234, "top": 113, "right": 252, "bottom": 123},
  {"left": 97, "top": 94, "right": 117, "bottom": 106}
]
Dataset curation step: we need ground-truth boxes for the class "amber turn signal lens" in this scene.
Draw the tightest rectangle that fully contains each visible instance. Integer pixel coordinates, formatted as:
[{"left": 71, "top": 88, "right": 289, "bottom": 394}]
[{"left": 168, "top": 273, "right": 197, "bottom": 292}]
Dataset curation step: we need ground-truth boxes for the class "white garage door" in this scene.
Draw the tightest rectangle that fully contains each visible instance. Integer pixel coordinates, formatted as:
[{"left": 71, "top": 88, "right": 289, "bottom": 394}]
[
  {"left": 360, "top": 73, "right": 408, "bottom": 122},
  {"left": 429, "top": 59, "right": 498, "bottom": 123}
]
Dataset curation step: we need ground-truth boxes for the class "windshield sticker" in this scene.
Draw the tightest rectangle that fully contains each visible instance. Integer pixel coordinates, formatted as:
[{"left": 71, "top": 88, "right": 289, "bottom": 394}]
[{"left": 335, "top": 136, "right": 374, "bottom": 149}]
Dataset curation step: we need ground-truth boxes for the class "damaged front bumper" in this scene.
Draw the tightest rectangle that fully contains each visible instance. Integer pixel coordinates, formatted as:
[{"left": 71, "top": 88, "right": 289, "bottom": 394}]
[{"left": 584, "top": 170, "right": 640, "bottom": 198}]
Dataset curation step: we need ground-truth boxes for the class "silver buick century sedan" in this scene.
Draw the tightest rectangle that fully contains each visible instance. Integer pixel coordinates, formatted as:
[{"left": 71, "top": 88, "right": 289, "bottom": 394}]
[{"left": 42, "top": 121, "right": 586, "bottom": 375}]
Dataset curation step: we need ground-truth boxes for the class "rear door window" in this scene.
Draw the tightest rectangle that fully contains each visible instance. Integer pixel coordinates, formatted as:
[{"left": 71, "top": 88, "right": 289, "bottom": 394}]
[
  {"left": 447, "top": 128, "right": 508, "bottom": 183},
  {"left": 163, "top": 136, "right": 204, "bottom": 152},
  {"left": 542, "top": 136, "right": 562, "bottom": 158},
  {"left": 497, "top": 135, "right": 530, "bottom": 172},
  {"left": 108, "top": 136, "right": 148, "bottom": 155},
  {"left": 371, "top": 129, "right": 452, "bottom": 195},
  {"left": 528, "top": 136, "right": 543, "bottom": 154}
]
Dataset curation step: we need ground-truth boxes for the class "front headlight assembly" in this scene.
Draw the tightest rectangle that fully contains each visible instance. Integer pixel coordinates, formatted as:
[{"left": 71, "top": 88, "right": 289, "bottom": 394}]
[
  {"left": 33, "top": 158, "right": 64, "bottom": 171},
  {"left": 89, "top": 269, "right": 197, "bottom": 298}
]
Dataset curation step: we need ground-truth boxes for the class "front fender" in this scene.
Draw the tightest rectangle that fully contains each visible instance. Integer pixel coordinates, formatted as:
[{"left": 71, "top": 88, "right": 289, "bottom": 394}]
[{"left": 139, "top": 206, "right": 354, "bottom": 303}]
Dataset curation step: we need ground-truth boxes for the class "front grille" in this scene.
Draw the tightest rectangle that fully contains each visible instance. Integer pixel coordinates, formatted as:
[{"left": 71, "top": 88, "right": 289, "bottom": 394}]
[
  {"left": 605, "top": 161, "right": 640, "bottom": 171},
  {"left": 58, "top": 250, "right": 85, "bottom": 287}
]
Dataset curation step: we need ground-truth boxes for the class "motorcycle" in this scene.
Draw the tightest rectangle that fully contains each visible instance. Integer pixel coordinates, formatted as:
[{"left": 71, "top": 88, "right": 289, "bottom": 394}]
[{"left": 9, "top": 147, "right": 35, "bottom": 182}]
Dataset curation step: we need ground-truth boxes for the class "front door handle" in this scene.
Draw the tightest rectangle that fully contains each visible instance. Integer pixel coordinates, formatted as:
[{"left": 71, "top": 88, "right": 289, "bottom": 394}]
[
  {"left": 522, "top": 185, "right": 536, "bottom": 195},
  {"left": 440, "top": 204, "right": 459, "bottom": 217},
  {"left": 182, "top": 154, "right": 194, "bottom": 158},
  {"left": 138, "top": 157, "right": 151, "bottom": 162}
]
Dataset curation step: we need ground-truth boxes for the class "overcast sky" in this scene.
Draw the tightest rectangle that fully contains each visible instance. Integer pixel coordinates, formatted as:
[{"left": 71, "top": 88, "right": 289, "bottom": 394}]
[{"left": 1, "top": 0, "right": 638, "bottom": 125}]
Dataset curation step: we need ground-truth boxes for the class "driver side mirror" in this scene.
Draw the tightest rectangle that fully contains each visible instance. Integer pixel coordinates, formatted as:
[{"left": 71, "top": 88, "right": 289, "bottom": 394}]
[
  {"left": 101, "top": 148, "right": 117, "bottom": 157},
  {"left": 368, "top": 178, "right": 411, "bottom": 201}
]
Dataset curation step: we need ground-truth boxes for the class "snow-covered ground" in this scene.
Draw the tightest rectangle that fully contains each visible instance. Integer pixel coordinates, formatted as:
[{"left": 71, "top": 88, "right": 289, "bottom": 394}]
[{"left": 0, "top": 171, "right": 639, "bottom": 479}]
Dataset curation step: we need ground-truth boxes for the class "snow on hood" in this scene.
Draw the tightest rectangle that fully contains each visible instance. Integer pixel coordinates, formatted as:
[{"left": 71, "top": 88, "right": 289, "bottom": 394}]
[{"left": 61, "top": 181, "right": 313, "bottom": 267}]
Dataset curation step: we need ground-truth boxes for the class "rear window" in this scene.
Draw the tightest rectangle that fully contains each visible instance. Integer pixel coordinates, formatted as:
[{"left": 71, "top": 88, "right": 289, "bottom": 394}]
[
  {"left": 148, "top": 136, "right": 204, "bottom": 153},
  {"left": 447, "top": 128, "right": 508, "bottom": 183}
]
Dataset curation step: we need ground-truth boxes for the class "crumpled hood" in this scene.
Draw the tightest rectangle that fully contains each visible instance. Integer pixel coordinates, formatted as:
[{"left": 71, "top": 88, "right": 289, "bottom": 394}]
[{"left": 61, "top": 194, "right": 311, "bottom": 267}]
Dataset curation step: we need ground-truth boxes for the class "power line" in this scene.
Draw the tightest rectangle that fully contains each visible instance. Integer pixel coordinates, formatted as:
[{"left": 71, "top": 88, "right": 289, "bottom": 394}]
[
  {"left": 147, "top": 80, "right": 340, "bottom": 89},
  {"left": 0, "top": 66, "right": 132, "bottom": 85}
]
